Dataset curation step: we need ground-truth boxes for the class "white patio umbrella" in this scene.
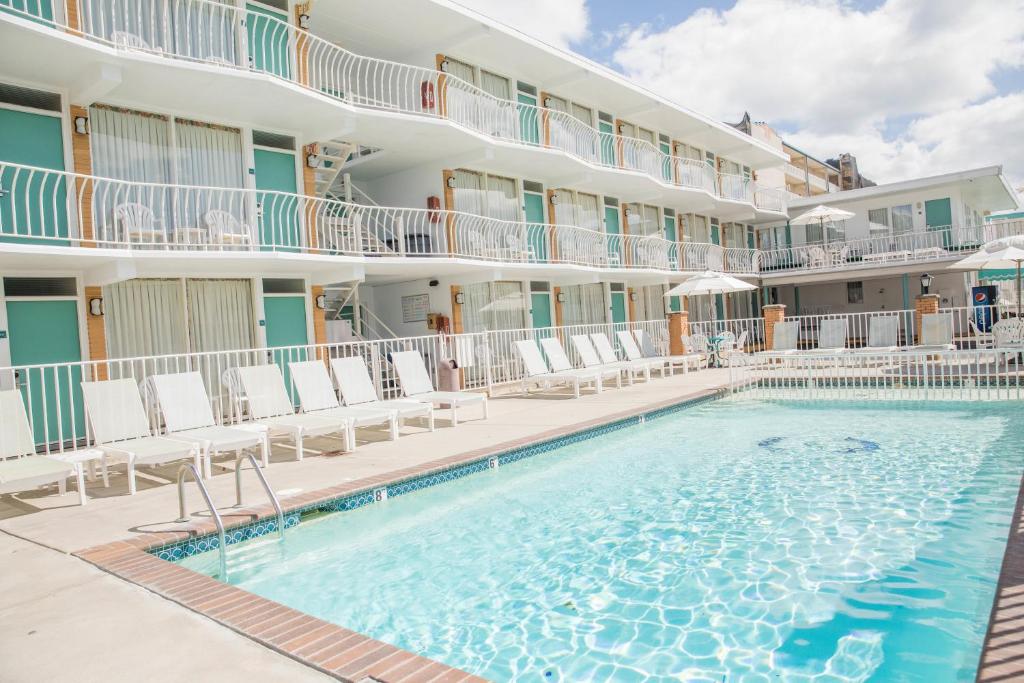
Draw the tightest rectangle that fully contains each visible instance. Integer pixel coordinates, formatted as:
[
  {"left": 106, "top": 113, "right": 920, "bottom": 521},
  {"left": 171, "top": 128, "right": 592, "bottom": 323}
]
[
  {"left": 665, "top": 270, "right": 757, "bottom": 320},
  {"left": 789, "top": 204, "right": 855, "bottom": 244},
  {"left": 949, "top": 236, "right": 1024, "bottom": 317}
]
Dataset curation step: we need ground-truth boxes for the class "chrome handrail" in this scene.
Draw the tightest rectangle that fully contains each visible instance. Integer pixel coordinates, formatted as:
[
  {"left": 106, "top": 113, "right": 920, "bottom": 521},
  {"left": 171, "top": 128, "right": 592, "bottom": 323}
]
[
  {"left": 176, "top": 463, "right": 227, "bottom": 579},
  {"left": 234, "top": 452, "right": 285, "bottom": 540}
]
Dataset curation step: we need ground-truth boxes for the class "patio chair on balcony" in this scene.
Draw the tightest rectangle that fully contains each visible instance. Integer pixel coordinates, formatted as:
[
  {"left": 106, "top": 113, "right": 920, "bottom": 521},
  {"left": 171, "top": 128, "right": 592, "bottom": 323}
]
[
  {"left": 390, "top": 351, "right": 488, "bottom": 426},
  {"left": 329, "top": 356, "right": 435, "bottom": 431},
  {"left": 539, "top": 337, "right": 621, "bottom": 389},
  {"left": 634, "top": 328, "right": 702, "bottom": 374},
  {"left": 81, "top": 378, "right": 200, "bottom": 495},
  {"left": 0, "top": 390, "right": 90, "bottom": 505},
  {"left": 114, "top": 202, "right": 167, "bottom": 245},
  {"left": 513, "top": 339, "right": 603, "bottom": 398},
  {"left": 203, "top": 209, "right": 255, "bottom": 248},
  {"left": 111, "top": 31, "right": 163, "bottom": 54}
]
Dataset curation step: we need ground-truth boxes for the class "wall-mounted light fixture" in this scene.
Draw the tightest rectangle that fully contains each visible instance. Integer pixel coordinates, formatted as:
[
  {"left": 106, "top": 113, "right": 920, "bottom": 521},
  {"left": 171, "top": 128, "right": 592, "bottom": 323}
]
[
  {"left": 556, "top": 292, "right": 566, "bottom": 303},
  {"left": 629, "top": 291, "right": 638, "bottom": 302},
  {"left": 454, "top": 291, "right": 465, "bottom": 305},
  {"left": 445, "top": 176, "right": 456, "bottom": 189},
  {"left": 88, "top": 297, "right": 104, "bottom": 316},
  {"left": 74, "top": 115, "right": 89, "bottom": 135},
  {"left": 298, "top": 13, "right": 310, "bottom": 29},
  {"left": 549, "top": 193, "right": 559, "bottom": 205},
  {"left": 920, "top": 272, "right": 933, "bottom": 295},
  {"left": 315, "top": 294, "right": 326, "bottom": 310},
  {"left": 439, "top": 59, "right": 450, "bottom": 72},
  {"left": 543, "top": 97, "right": 552, "bottom": 108},
  {"left": 306, "top": 153, "right": 321, "bottom": 168}
]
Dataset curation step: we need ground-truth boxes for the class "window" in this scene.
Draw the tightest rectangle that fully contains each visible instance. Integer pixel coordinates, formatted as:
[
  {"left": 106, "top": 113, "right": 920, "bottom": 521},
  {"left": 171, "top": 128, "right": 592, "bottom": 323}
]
[
  {"left": 891, "top": 204, "right": 913, "bottom": 234},
  {"left": 480, "top": 70, "right": 510, "bottom": 99},
  {"left": 561, "top": 284, "right": 606, "bottom": 325},
  {"left": 847, "top": 281, "right": 864, "bottom": 305},
  {"left": 461, "top": 281, "right": 527, "bottom": 333},
  {"left": 452, "top": 170, "right": 520, "bottom": 221},
  {"left": 868, "top": 208, "right": 890, "bottom": 234}
]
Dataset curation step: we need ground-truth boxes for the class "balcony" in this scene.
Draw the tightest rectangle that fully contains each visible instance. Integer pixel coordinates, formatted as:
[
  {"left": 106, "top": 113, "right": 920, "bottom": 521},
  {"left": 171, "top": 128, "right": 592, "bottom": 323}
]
[
  {"left": 0, "top": 162, "right": 761, "bottom": 278},
  {"left": 0, "top": 0, "right": 787, "bottom": 217}
]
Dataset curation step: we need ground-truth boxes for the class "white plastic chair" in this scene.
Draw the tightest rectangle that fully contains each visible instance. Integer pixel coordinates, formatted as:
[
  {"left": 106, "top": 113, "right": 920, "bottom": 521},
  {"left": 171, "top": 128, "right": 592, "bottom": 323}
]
[
  {"left": 613, "top": 330, "right": 670, "bottom": 377},
  {"left": 147, "top": 371, "right": 268, "bottom": 478},
  {"left": 81, "top": 379, "right": 200, "bottom": 495},
  {"left": 234, "top": 365, "right": 353, "bottom": 459},
  {"left": 539, "top": 337, "right": 621, "bottom": 389},
  {"left": 114, "top": 202, "right": 166, "bottom": 245},
  {"left": 288, "top": 360, "right": 398, "bottom": 441},
  {"left": 330, "top": 356, "right": 435, "bottom": 431},
  {"left": 969, "top": 318, "right": 994, "bottom": 349},
  {"left": 390, "top": 351, "right": 488, "bottom": 426},
  {"left": 203, "top": 209, "right": 255, "bottom": 248},
  {"left": 634, "top": 328, "right": 701, "bottom": 374},
  {"left": 513, "top": 338, "right": 601, "bottom": 397},
  {"left": 111, "top": 31, "right": 162, "bottom": 54},
  {"left": 573, "top": 334, "right": 649, "bottom": 384},
  {"left": 718, "top": 330, "right": 752, "bottom": 366}
]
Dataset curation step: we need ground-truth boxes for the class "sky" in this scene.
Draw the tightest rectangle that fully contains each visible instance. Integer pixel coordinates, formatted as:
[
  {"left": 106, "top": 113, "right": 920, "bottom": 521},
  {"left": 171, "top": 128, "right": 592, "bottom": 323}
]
[{"left": 453, "top": 0, "right": 1024, "bottom": 189}]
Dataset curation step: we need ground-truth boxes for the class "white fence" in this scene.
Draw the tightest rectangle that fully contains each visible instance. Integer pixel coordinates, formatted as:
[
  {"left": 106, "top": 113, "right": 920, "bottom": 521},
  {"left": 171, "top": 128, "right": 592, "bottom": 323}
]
[
  {"left": 2, "top": 0, "right": 785, "bottom": 212},
  {"left": 1, "top": 319, "right": 670, "bottom": 455}
]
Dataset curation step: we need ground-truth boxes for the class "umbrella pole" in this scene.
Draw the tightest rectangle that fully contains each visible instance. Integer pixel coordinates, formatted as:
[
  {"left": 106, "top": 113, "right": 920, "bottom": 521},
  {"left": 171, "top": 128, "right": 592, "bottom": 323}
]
[{"left": 1018, "top": 261, "right": 1022, "bottom": 318}]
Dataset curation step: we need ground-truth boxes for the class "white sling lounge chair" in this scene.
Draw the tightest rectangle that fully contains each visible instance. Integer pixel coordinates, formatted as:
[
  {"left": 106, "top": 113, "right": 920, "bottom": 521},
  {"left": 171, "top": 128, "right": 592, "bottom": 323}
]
[
  {"left": 147, "top": 371, "right": 269, "bottom": 478},
  {"left": 634, "top": 328, "right": 701, "bottom": 374},
  {"left": 572, "top": 334, "right": 648, "bottom": 384},
  {"left": 803, "top": 319, "right": 849, "bottom": 354},
  {"left": 390, "top": 351, "right": 488, "bottom": 426},
  {"left": 81, "top": 378, "right": 200, "bottom": 495},
  {"left": 851, "top": 316, "right": 901, "bottom": 353},
  {"left": 234, "top": 365, "right": 353, "bottom": 459},
  {"left": 539, "top": 337, "right": 621, "bottom": 390},
  {"left": 513, "top": 338, "right": 601, "bottom": 398},
  {"left": 288, "top": 360, "right": 399, "bottom": 441},
  {"left": 330, "top": 356, "right": 435, "bottom": 431},
  {"left": 909, "top": 313, "right": 955, "bottom": 351},
  {"left": 0, "top": 390, "right": 88, "bottom": 505},
  {"left": 756, "top": 321, "right": 801, "bottom": 358},
  {"left": 614, "top": 330, "right": 671, "bottom": 377}
]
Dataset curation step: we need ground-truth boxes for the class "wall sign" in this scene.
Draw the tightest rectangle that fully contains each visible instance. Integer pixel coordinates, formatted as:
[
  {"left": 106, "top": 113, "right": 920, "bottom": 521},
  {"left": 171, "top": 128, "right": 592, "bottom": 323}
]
[{"left": 401, "top": 294, "right": 429, "bottom": 323}]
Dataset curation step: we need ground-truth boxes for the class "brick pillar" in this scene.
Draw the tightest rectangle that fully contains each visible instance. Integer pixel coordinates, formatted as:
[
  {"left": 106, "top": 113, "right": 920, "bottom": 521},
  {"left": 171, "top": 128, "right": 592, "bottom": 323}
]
[
  {"left": 914, "top": 294, "right": 940, "bottom": 344},
  {"left": 668, "top": 311, "right": 690, "bottom": 355},
  {"left": 763, "top": 304, "right": 786, "bottom": 351}
]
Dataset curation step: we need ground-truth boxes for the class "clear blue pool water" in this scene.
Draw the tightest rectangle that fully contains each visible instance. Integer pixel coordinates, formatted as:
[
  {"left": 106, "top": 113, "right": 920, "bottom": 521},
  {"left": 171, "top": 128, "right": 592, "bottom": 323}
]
[{"left": 180, "top": 399, "right": 1023, "bottom": 681}]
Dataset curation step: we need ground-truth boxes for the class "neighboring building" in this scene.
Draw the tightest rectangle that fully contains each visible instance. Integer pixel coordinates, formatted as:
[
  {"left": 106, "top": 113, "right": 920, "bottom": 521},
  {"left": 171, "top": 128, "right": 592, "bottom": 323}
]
[{"left": 826, "top": 153, "right": 876, "bottom": 191}]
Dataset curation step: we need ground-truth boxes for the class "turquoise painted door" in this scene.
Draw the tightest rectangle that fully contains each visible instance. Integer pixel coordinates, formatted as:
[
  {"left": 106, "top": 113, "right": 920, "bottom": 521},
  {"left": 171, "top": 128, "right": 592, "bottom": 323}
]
[
  {"left": 254, "top": 148, "right": 300, "bottom": 251},
  {"left": 0, "top": 0, "right": 53, "bottom": 23},
  {"left": 523, "top": 191, "right": 546, "bottom": 262},
  {"left": 264, "top": 294, "right": 309, "bottom": 404},
  {"left": 530, "top": 293, "right": 552, "bottom": 329},
  {"left": 7, "top": 300, "right": 83, "bottom": 446},
  {"left": 517, "top": 93, "right": 539, "bottom": 145},
  {"left": 659, "top": 140, "right": 672, "bottom": 181},
  {"left": 605, "top": 206, "right": 621, "bottom": 264},
  {"left": 599, "top": 120, "right": 615, "bottom": 166},
  {"left": 610, "top": 292, "right": 627, "bottom": 324},
  {"left": 0, "top": 107, "right": 68, "bottom": 245},
  {"left": 247, "top": 3, "right": 291, "bottom": 80},
  {"left": 925, "top": 198, "right": 952, "bottom": 248}
]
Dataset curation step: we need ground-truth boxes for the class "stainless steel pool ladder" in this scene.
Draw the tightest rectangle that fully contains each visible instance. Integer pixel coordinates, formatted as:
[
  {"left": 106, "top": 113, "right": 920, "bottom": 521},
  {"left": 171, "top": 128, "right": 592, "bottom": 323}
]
[
  {"left": 233, "top": 452, "right": 285, "bottom": 540},
  {"left": 176, "top": 463, "right": 227, "bottom": 579}
]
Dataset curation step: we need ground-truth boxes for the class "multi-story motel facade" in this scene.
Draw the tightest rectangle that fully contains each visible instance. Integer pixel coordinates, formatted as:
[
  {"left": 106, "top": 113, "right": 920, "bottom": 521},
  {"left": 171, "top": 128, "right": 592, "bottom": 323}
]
[{"left": 0, "top": 0, "right": 791, "bottom": 389}]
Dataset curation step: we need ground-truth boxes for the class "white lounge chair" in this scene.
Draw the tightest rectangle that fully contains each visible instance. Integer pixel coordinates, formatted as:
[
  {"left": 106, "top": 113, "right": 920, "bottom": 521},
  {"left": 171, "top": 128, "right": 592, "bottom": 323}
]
[
  {"left": 513, "top": 338, "right": 601, "bottom": 398},
  {"left": 0, "top": 390, "right": 88, "bottom": 505},
  {"left": 147, "top": 371, "right": 269, "bottom": 478},
  {"left": 540, "top": 337, "right": 622, "bottom": 389},
  {"left": 969, "top": 318, "right": 994, "bottom": 349},
  {"left": 634, "top": 328, "right": 701, "bottom": 374},
  {"left": 909, "top": 313, "right": 955, "bottom": 351},
  {"left": 571, "top": 334, "right": 646, "bottom": 385},
  {"left": 756, "top": 320, "right": 801, "bottom": 357},
  {"left": 851, "top": 316, "right": 901, "bottom": 353},
  {"left": 803, "top": 319, "right": 849, "bottom": 354},
  {"left": 233, "top": 365, "right": 353, "bottom": 459},
  {"left": 390, "top": 351, "right": 488, "bottom": 426},
  {"left": 288, "top": 360, "right": 399, "bottom": 441},
  {"left": 330, "top": 356, "right": 435, "bottom": 431},
  {"left": 81, "top": 378, "right": 200, "bottom": 495},
  {"left": 614, "top": 330, "right": 671, "bottom": 377}
]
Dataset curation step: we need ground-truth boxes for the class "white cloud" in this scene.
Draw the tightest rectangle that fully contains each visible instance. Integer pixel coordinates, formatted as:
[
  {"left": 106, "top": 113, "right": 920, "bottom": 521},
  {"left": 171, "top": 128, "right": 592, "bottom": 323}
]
[
  {"left": 450, "top": 0, "right": 589, "bottom": 49},
  {"left": 610, "top": 0, "right": 1024, "bottom": 185}
]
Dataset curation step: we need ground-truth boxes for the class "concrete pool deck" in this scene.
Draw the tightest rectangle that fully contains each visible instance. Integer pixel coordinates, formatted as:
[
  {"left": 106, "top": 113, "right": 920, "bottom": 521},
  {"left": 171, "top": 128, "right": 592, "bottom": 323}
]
[{"left": 0, "top": 368, "right": 732, "bottom": 682}]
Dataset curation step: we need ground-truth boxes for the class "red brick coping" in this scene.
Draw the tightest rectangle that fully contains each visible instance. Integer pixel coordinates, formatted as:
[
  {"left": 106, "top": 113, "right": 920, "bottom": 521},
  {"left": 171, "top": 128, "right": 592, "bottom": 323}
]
[{"left": 73, "top": 388, "right": 723, "bottom": 682}]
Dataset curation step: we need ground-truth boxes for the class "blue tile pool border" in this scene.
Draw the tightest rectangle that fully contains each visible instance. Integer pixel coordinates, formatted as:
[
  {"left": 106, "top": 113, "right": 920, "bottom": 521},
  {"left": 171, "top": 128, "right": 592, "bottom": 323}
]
[{"left": 149, "top": 389, "right": 726, "bottom": 562}]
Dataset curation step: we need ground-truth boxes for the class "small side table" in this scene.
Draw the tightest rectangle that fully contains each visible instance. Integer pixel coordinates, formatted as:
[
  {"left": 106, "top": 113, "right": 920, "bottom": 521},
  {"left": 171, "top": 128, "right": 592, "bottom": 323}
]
[{"left": 48, "top": 448, "right": 108, "bottom": 505}]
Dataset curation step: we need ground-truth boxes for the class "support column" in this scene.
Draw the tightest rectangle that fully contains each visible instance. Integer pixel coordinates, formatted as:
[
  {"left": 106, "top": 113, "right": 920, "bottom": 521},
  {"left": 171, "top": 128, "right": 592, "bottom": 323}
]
[
  {"left": 668, "top": 311, "right": 690, "bottom": 355},
  {"left": 914, "top": 294, "right": 940, "bottom": 344},
  {"left": 311, "top": 285, "right": 327, "bottom": 346},
  {"left": 553, "top": 287, "right": 564, "bottom": 327},
  {"left": 763, "top": 304, "right": 786, "bottom": 351},
  {"left": 293, "top": 3, "right": 312, "bottom": 86},
  {"left": 84, "top": 286, "right": 107, "bottom": 379},
  {"left": 302, "top": 144, "right": 319, "bottom": 250},
  {"left": 627, "top": 288, "right": 637, "bottom": 322},
  {"left": 70, "top": 105, "right": 95, "bottom": 246},
  {"left": 546, "top": 189, "right": 559, "bottom": 262},
  {"left": 443, "top": 169, "right": 456, "bottom": 256}
]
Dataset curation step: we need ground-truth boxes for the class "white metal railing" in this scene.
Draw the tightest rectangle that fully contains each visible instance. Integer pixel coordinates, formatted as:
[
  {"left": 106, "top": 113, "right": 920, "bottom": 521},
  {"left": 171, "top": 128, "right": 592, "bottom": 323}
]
[
  {"left": 0, "top": 161, "right": 761, "bottom": 274},
  {"left": 0, "top": 0, "right": 786, "bottom": 212},
  {"left": 730, "top": 348, "right": 1024, "bottom": 401},
  {"left": 718, "top": 173, "right": 754, "bottom": 203},
  {"left": 0, "top": 319, "right": 670, "bottom": 454},
  {"left": 758, "top": 223, "right": 1024, "bottom": 274}
]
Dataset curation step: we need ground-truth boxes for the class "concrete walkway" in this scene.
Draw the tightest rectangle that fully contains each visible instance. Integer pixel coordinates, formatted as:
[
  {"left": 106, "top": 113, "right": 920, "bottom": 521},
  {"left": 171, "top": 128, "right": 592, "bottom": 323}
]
[{"left": 0, "top": 369, "right": 732, "bottom": 682}]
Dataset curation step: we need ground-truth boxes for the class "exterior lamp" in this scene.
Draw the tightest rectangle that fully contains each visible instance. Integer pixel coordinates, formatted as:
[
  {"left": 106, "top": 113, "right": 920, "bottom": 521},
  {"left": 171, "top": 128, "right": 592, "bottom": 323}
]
[
  {"left": 298, "top": 13, "right": 310, "bottom": 29},
  {"left": 454, "top": 292, "right": 465, "bottom": 305},
  {"left": 315, "top": 294, "right": 326, "bottom": 309},
  {"left": 629, "top": 291, "right": 638, "bottom": 302},
  {"left": 920, "top": 273, "right": 933, "bottom": 295},
  {"left": 74, "top": 115, "right": 89, "bottom": 135},
  {"left": 88, "top": 297, "right": 104, "bottom": 316},
  {"left": 306, "top": 153, "right": 321, "bottom": 168},
  {"left": 556, "top": 292, "right": 566, "bottom": 303}
]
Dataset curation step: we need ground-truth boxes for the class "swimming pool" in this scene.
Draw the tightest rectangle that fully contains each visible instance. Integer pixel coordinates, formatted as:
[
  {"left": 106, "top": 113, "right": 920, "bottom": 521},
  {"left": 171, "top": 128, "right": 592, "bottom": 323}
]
[{"left": 180, "top": 399, "right": 1022, "bottom": 681}]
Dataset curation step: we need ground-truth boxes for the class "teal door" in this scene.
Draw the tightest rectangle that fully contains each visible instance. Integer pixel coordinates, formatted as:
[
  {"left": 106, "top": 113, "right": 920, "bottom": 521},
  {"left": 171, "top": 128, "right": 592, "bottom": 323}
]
[
  {"left": 523, "top": 190, "right": 546, "bottom": 262},
  {"left": 610, "top": 292, "right": 627, "bottom": 324},
  {"left": 0, "top": 0, "right": 53, "bottom": 23},
  {"left": 659, "top": 140, "right": 672, "bottom": 181},
  {"left": 7, "top": 299, "right": 83, "bottom": 446},
  {"left": 517, "top": 93, "right": 539, "bottom": 145},
  {"left": 254, "top": 148, "right": 300, "bottom": 251},
  {"left": 264, "top": 294, "right": 309, "bottom": 403},
  {"left": 710, "top": 222, "right": 720, "bottom": 245},
  {"left": 925, "top": 198, "right": 952, "bottom": 248},
  {"left": 0, "top": 107, "right": 68, "bottom": 245},
  {"left": 247, "top": 3, "right": 291, "bottom": 79},
  {"left": 530, "top": 293, "right": 552, "bottom": 329},
  {"left": 663, "top": 214, "right": 676, "bottom": 242},
  {"left": 605, "top": 206, "right": 621, "bottom": 263},
  {"left": 599, "top": 120, "right": 615, "bottom": 166}
]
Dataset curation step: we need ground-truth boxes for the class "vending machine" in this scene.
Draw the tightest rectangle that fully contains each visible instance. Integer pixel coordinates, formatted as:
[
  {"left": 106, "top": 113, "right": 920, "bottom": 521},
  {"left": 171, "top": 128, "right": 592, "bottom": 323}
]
[{"left": 972, "top": 285, "right": 999, "bottom": 332}]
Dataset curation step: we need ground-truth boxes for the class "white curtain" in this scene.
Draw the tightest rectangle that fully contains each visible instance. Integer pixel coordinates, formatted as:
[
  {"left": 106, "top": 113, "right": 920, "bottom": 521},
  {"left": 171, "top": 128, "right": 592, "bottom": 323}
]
[
  {"left": 104, "top": 279, "right": 187, "bottom": 359},
  {"left": 175, "top": 119, "right": 244, "bottom": 188},
  {"left": 642, "top": 205, "right": 660, "bottom": 237},
  {"left": 641, "top": 285, "right": 666, "bottom": 321},
  {"left": 90, "top": 106, "right": 172, "bottom": 183},
  {"left": 562, "top": 284, "right": 605, "bottom": 326},
  {"left": 453, "top": 170, "right": 485, "bottom": 215},
  {"left": 444, "top": 57, "right": 476, "bottom": 85},
  {"left": 186, "top": 279, "right": 254, "bottom": 352},
  {"left": 577, "top": 193, "right": 600, "bottom": 231},
  {"left": 485, "top": 175, "right": 519, "bottom": 221},
  {"left": 480, "top": 70, "right": 510, "bottom": 99},
  {"left": 571, "top": 103, "right": 592, "bottom": 126},
  {"left": 462, "top": 281, "right": 526, "bottom": 332}
]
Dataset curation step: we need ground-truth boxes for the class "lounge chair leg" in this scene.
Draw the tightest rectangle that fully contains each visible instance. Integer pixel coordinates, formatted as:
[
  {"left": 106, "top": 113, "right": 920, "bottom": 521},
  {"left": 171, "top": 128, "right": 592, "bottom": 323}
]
[
  {"left": 451, "top": 405, "right": 459, "bottom": 427},
  {"left": 100, "top": 455, "right": 109, "bottom": 488},
  {"left": 260, "top": 435, "right": 270, "bottom": 468},
  {"left": 294, "top": 428, "right": 304, "bottom": 461},
  {"left": 75, "top": 464, "right": 87, "bottom": 506},
  {"left": 428, "top": 410, "right": 436, "bottom": 432},
  {"left": 574, "top": 381, "right": 580, "bottom": 399},
  {"left": 482, "top": 397, "right": 489, "bottom": 419},
  {"left": 128, "top": 456, "right": 137, "bottom": 495},
  {"left": 57, "top": 477, "right": 66, "bottom": 496},
  {"left": 389, "top": 416, "right": 398, "bottom": 441},
  {"left": 346, "top": 424, "right": 355, "bottom": 452},
  {"left": 203, "top": 445, "right": 213, "bottom": 479}
]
